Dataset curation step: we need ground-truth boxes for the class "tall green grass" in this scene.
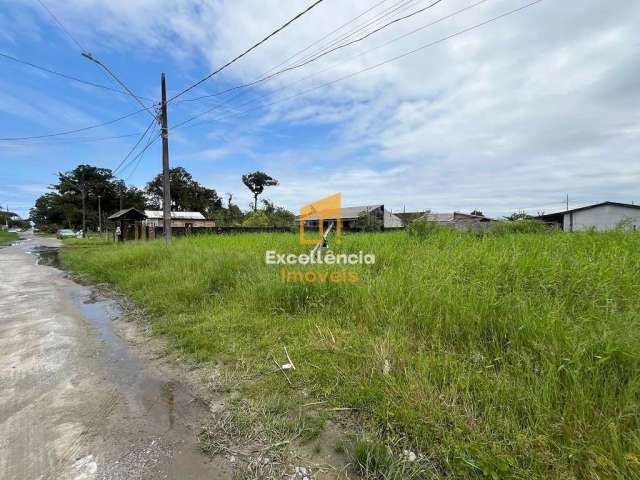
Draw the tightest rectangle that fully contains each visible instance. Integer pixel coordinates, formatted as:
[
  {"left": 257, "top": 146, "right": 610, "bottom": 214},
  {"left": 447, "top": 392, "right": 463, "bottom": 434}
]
[
  {"left": 61, "top": 229, "right": 640, "bottom": 478},
  {"left": 0, "top": 231, "right": 18, "bottom": 245}
]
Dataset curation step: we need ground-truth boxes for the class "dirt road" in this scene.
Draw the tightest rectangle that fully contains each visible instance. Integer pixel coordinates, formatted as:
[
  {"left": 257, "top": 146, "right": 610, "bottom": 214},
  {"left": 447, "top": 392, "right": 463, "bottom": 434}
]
[{"left": 0, "top": 234, "right": 231, "bottom": 479}]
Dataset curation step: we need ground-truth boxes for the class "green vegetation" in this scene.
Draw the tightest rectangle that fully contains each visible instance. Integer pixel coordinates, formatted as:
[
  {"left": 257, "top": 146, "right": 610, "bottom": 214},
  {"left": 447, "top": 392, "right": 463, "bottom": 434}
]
[
  {"left": 0, "top": 231, "right": 18, "bottom": 245},
  {"left": 61, "top": 228, "right": 640, "bottom": 479}
]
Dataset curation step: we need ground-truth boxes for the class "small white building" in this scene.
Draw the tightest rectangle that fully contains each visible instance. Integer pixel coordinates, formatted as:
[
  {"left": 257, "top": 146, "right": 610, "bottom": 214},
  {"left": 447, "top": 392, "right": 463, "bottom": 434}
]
[
  {"left": 537, "top": 201, "right": 640, "bottom": 231},
  {"left": 143, "top": 210, "right": 215, "bottom": 229}
]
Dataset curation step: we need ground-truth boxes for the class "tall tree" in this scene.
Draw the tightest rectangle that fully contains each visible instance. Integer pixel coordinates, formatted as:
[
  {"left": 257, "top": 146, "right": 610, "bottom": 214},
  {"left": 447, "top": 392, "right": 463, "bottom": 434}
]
[
  {"left": 145, "top": 166, "right": 222, "bottom": 217},
  {"left": 242, "top": 171, "right": 278, "bottom": 211},
  {"left": 30, "top": 164, "right": 144, "bottom": 232}
]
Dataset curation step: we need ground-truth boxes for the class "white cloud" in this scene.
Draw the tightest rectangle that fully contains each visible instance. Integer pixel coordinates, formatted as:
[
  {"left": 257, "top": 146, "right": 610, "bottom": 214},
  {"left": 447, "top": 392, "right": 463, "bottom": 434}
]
[{"left": 3, "top": 0, "right": 640, "bottom": 216}]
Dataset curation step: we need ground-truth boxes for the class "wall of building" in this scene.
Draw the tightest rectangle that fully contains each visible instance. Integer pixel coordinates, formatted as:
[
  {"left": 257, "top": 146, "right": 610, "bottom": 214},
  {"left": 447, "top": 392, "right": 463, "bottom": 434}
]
[{"left": 563, "top": 205, "right": 640, "bottom": 231}]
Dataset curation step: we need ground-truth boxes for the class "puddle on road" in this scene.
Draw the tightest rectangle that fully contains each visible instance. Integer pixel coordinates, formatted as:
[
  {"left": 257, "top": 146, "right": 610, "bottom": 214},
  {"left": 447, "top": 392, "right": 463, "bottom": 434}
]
[
  {"left": 15, "top": 241, "right": 227, "bottom": 477},
  {"left": 71, "top": 290, "right": 205, "bottom": 434},
  {"left": 30, "top": 246, "right": 61, "bottom": 267},
  {"left": 69, "top": 290, "right": 223, "bottom": 477}
]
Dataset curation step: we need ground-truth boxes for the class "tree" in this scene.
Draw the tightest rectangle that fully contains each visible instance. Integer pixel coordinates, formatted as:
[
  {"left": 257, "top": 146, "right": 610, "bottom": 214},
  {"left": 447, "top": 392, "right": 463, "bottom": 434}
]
[
  {"left": 504, "top": 210, "right": 534, "bottom": 221},
  {"left": 242, "top": 211, "right": 269, "bottom": 227},
  {"left": 242, "top": 171, "right": 278, "bottom": 211},
  {"left": 470, "top": 209, "right": 484, "bottom": 217},
  {"left": 145, "top": 166, "right": 222, "bottom": 217},
  {"left": 30, "top": 164, "right": 144, "bottom": 232},
  {"left": 356, "top": 210, "right": 383, "bottom": 231},
  {"left": 261, "top": 200, "right": 295, "bottom": 227}
]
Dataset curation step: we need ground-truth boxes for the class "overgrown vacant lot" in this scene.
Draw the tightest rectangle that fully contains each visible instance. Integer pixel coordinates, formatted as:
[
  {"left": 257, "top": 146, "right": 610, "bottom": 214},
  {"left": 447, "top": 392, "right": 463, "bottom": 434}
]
[
  {"left": 61, "top": 229, "right": 640, "bottom": 479},
  {"left": 0, "top": 231, "right": 18, "bottom": 245}
]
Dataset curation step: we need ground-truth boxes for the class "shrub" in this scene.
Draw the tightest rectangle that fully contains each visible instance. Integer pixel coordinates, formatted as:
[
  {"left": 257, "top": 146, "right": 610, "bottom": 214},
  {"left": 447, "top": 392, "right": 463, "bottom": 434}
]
[
  {"left": 241, "top": 211, "right": 269, "bottom": 227},
  {"left": 491, "top": 218, "right": 549, "bottom": 235},
  {"left": 405, "top": 218, "right": 445, "bottom": 237}
]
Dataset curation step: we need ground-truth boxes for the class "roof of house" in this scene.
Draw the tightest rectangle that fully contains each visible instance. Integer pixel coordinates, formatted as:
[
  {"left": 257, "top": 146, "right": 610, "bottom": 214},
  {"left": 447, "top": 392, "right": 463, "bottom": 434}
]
[
  {"left": 395, "top": 212, "right": 428, "bottom": 224},
  {"left": 299, "top": 205, "right": 383, "bottom": 221},
  {"left": 537, "top": 201, "right": 640, "bottom": 219},
  {"left": 422, "top": 212, "right": 491, "bottom": 222},
  {"left": 144, "top": 210, "right": 206, "bottom": 220},
  {"left": 107, "top": 208, "right": 147, "bottom": 221}
]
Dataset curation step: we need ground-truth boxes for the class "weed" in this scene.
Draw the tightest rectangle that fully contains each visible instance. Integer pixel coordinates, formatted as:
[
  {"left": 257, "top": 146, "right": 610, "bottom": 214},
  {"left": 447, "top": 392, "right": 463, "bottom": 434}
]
[{"left": 61, "top": 230, "right": 640, "bottom": 478}]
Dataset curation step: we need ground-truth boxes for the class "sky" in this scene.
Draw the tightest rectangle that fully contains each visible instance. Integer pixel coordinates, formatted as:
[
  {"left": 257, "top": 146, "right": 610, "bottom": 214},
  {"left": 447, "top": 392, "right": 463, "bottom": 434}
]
[{"left": 1, "top": 0, "right": 639, "bottom": 219}]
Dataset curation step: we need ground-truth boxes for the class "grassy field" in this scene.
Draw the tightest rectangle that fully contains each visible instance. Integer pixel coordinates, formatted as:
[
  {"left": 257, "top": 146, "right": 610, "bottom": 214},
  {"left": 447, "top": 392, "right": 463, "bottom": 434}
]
[
  {"left": 61, "top": 228, "right": 640, "bottom": 479},
  {"left": 0, "top": 231, "right": 18, "bottom": 245}
]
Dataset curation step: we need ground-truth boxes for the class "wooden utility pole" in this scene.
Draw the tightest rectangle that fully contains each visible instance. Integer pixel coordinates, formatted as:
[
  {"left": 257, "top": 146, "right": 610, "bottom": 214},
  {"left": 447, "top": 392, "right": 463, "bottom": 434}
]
[
  {"left": 81, "top": 184, "right": 86, "bottom": 238},
  {"left": 97, "top": 195, "right": 102, "bottom": 232},
  {"left": 160, "top": 72, "right": 172, "bottom": 243},
  {"left": 565, "top": 194, "right": 569, "bottom": 211}
]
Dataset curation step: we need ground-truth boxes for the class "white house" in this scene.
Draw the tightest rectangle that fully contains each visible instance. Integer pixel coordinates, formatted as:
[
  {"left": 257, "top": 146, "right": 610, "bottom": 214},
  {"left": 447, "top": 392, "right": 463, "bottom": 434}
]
[
  {"left": 143, "top": 210, "right": 215, "bottom": 229},
  {"left": 537, "top": 202, "right": 640, "bottom": 231}
]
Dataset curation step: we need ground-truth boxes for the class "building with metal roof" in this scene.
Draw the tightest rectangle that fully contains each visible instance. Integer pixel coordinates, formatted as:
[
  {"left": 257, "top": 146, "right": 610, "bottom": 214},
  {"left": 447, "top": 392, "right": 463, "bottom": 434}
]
[
  {"left": 297, "top": 204, "right": 403, "bottom": 230},
  {"left": 536, "top": 201, "right": 640, "bottom": 231}
]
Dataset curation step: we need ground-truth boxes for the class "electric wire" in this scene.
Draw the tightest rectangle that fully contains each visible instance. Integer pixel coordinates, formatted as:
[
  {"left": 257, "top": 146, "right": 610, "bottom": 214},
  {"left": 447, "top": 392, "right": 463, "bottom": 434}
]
[
  {"left": 257, "top": 0, "right": 390, "bottom": 78},
  {"left": 122, "top": 127, "right": 161, "bottom": 181},
  {"left": 285, "top": 0, "right": 422, "bottom": 69},
  {"left": 0, "top": 105, "right": 153, "bottom": 141},
  {"left": 172, "top": 0, "right": 543, "bottom": 132},
  {"left": 167, "top": 0, "right": 325, "bottom": 104},
  {"left": 174, "top": 0, "right": 444, "bottom": 105},
  {"left": 113, "top": 116, "right": 158, "bottom": 175},
  {"left": 0, "top": 52, "right": 154, "bottom": 101},
  {"left": 82, "top": 53, "right": 157, "bottom": 118},
  {"left": 37, "top": 0, "right": 152, "bottom": 114},
  {"left": 169, "top": 0, "right": 484, "bottom": 127},
  {"left": 176, "top": 0, "right": 420, "bottom": 104},
  {"left": 36, "top": 0, "right": 87, "bottom": 52}
]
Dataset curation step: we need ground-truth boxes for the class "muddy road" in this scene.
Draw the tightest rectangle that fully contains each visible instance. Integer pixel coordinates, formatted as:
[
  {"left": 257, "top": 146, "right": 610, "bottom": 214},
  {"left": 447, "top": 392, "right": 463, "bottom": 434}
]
[{"left": 0, "top": 234, "right": 231, "bottom": 479}]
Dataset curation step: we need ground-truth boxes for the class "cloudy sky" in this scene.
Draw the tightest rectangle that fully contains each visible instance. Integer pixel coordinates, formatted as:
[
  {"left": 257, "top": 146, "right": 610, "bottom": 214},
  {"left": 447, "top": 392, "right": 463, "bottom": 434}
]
[{"left": 1, "top": 0, "right": 639, "bottom": 218}]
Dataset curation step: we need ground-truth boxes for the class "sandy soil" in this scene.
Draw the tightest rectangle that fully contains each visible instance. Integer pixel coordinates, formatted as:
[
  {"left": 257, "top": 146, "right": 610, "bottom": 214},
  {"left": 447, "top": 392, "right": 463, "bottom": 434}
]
[{"left": 0, "top": 234, "right": 232, "bottom": 479}]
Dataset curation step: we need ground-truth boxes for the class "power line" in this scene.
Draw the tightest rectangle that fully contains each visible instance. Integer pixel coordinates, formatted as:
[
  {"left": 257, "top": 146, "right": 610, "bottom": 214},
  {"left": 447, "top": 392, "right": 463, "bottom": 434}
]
[
  {"left": 82, "top": 53, "right": 157, "bottom": 118},
  {"left": 35, "top": 0, "right": 154, "bottom": 116},
  {"left": 167, "top": 0, "right": 326, "bottom": 104},
  {"left": 113, "top": 117, "right": 158, "bottom": 175},
  {"left": 284, "top": 0, "right": 445, "bottom": 73},
  {"left": 173, "top": 0, "right": 543, "bottom": 132},
  {"left": 284, "top": 0, "right": 421, "bottom": 70},
  {"left": 169, "top": 0, "right": 483, "bottom": 128},
  {"left": 169, "top": 0, "right": 450, "bottom": 117},
  {"left": 35, "top": 0, "right": 157, "bottom": 130},
  {"left": 0, "top": 105, "right": 153, "bottom": 141},
  {"left": 36, "top": 0, "right": 87, "bottom": 52},
  {"left": 174, "top": 0, "right": 421, "bottom": 105},
  {"left": 257, "top": 0, "right": 391, "bottom": 79},
  {"left": 124, "top": 134, "right": 160, "bottom": 181},
  {"left": 0, "top": 52, "right": 154, "bottom": 101}
]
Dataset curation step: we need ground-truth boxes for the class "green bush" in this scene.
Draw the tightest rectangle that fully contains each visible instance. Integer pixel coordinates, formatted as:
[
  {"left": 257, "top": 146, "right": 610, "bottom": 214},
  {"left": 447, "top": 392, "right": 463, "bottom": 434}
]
[
  {"left": 241, "top": 211, "right": 269, "bottom": 227},
  {"left": 405, "top": 218, "right": 445, "bottom": 237},
  {"left": 491, "top": 218, "right": 550, "bottom": 235}
]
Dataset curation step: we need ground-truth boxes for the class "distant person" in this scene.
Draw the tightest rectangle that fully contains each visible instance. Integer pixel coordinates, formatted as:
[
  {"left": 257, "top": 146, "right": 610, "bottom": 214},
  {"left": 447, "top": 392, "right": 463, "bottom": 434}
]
[{"left": 115, "top": 225, "right": 122, "bottom": 242}]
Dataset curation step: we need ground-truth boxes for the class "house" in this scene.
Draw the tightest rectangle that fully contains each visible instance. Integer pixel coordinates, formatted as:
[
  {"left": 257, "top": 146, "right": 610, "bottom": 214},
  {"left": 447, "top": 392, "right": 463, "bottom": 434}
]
[
  {"left": 536, "top": 201, "right": 640, "bottom": 231},
  {"left": 414, "top": 211, "right": 494, "bottom": 231},
  {"left": 298, "top": 205, "right": 404, "bottom": 231},
  {"left": 395, "top": 211, "right": 428, "bottom": 226},
  {"left": 143, "top": 211, "right": 215, "bottom": 230}
]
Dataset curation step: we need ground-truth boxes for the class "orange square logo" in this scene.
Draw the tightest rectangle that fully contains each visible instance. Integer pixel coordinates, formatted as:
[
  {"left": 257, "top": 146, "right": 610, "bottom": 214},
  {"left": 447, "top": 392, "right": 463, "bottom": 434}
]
[{"left": 299, "top": 193, "right": 342, "bottom": 245}]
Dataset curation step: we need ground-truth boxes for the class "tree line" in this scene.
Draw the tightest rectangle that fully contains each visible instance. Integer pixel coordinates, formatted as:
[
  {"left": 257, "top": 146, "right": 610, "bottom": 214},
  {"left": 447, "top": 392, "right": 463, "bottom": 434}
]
[{"left": 30, "top": 164, "right": 293, "bottom": 232}]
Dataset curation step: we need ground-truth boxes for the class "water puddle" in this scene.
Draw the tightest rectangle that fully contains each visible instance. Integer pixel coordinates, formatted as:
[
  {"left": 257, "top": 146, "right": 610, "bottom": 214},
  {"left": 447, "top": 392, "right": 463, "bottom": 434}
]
[
  {"left": 30, "top": 246, "right": 61, "bottom": 267},
  {"left": 70, "top": 289, "right": 204, "bottom": 432}
]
